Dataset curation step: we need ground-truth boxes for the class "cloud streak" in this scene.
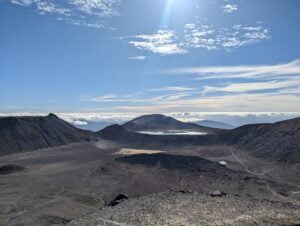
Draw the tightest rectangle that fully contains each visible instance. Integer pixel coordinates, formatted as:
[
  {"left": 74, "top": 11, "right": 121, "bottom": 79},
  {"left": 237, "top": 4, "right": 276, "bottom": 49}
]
[
  {"left": 129, "top": 56, "right": 147, "bottom": 60},
  {"left": 169, "top": 59, "right": 300, "bottom": 79},
  {"left": 82, "top": 59, "right": 300, "bottom": 113},
  {"left": 99, "top": 93, "right": 300, "bottom": 113},
  {"left": 148, "top": 86, "right": 195, "bottom": 92},
  {"left": 203, "top": 78, "right": 300, "bottom": 93}
]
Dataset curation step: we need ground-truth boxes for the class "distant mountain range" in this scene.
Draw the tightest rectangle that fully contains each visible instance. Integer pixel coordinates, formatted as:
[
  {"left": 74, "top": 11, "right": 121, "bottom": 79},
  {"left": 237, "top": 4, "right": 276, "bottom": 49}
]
[
  {"left": 73, "top": 116, "right": 233, "bottom": 132},
  {"left": 74, "top": 121, "right": 115, "bottom": 132},
  {"left": 95, "top": 124, "right": 207, "bottom": 149},
  {"left": 0, "top": 113, "right": 93, "bottom": 156},
  {"left": 1, "top": 113, "right": 299, "bottom": 164},
  {"left": 196, "top": 120, "right": 235, "bottom": 129},
  {"left": 97, "top": 115, "right": 300, "bottom": 164},
  {"left": 122, "top": 114, "right": 221, "bottom": 134}
]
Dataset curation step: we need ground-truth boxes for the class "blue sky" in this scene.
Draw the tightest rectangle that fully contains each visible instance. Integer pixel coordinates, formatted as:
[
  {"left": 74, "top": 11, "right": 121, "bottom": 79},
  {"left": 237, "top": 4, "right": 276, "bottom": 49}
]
[{"left": 1, "top": 0, "right": 300, "bottom": 119}]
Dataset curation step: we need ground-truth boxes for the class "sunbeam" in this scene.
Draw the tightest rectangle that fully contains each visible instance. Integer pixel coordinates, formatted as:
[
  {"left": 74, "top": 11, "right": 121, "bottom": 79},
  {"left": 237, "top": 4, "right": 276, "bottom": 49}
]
[{"left": 160, "top": 0, "right": 173, "bottom": 28}]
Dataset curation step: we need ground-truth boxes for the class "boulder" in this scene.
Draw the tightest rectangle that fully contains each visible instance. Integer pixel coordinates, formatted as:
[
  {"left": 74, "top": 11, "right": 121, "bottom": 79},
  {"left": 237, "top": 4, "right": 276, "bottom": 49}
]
[
  {"left": 108, "top": 194, "right": 129, "bottom": 207},
  {"left": 210, "top": 190, "right": 226, "bottom": 197},
  {"left": 0, "top": 164, "right": 26, "bottom": 175}
]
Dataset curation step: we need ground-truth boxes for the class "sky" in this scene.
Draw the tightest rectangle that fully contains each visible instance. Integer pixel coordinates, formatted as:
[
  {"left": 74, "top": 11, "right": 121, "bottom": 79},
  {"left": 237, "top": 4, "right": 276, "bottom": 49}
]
[{"left": 1, "top": 0, "right": 300, "bottom": 124}]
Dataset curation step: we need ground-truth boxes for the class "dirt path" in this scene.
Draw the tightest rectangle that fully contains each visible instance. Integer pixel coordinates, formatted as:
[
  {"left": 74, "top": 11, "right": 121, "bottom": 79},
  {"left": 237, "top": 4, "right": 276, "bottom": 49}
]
[
  {"left": 227, "top": 148, "right": 265, "bottom": 176},
  {"left": 227, "top": 148, "right": 300, "bottom": 205},
  {"left": 90, "top": 217, "right": 130, "bottom": 226},
  {"left": 266, "top": 185, "right": 300, "bottom": 205}
]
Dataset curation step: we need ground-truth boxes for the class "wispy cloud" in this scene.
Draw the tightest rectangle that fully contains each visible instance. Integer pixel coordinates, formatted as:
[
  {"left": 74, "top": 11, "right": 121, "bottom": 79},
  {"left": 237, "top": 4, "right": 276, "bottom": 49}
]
[
  {"left": 10, "top": 0, "right": 33, "bottom": 6},
  {"left": 69, "top": 0, "right": 120, "bottom": 17},
  {"left": 36, "top": 1, "right": 72, "bottom": 16},
  {"left": 169, "top": 59, "right": 300, "bottom": 79},
  {"left": 165, "top": 59, "right": 300, "bottom": 99},
  {"left": 82, "top": 59, "right": 300, "bottom": 113},
  {"left": 99, "top": 93, "right": 300, "bottom": 113},
  {"left": 184, "top": 24, "right": 216, "bottom": 50},
  {"left": 9, "top": 0, "right": 121, "bottom": 28},
  {"left": 85, "top": 94, "right": 121, "bottom": 102},
  {"left": 129, "top": 56, "right": 147, "bottom": 61},
  {"left": 148, "top": 86, "right": 194, "bottom": 92},
  {"left": 222, "top": 4, "right": 238, "bottom": 13},
  {"left": 84, "top": 86, "right": 196, "bottom": 104},
  {"left": 129, "top": 30, "right": 187, "bottom": 55},
  {"left": 203, "top": 78, "right": 300, "bottom": 93},
  {"left": 0, "top": 105, "right": 27, "bottom": 109},
  {"left": 84, "top": 91, "right": 195, "bottom": 103},
  {"left": 151, "top": 92, "right": 194, "bottom": 101},
  {"left": 127, "top": 22, "right": 270, "bottom": 55},
  {"left": 123, "top": 92, "right": 143, "bottom": 98},
  {"left": 184, "top": 23, "right": 270, "bottom": 51},
  {"left": 82, "top": 90, "right": 300, "bottom": 112}
]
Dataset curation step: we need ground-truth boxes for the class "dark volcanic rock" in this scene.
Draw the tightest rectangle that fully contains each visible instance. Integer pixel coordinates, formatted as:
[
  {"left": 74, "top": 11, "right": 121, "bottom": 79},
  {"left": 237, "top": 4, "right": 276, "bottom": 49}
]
[
  {"left": 108, "top": 194, "right": 129, "bottom": 207},
  {"left": 196, "top": 120, "right": 235, "bottom": 130},
  {"left": 0, "top": 114, "right": 93, "bottom": 156},
  {"left": 219, "top": 117, "right": 300, "bottom": 164},
  {"left": 0, "top": 164, "right": 26, "bottom": 174},
  {"left": 116, "top": 153, "right": 234, "bottom": 179}
]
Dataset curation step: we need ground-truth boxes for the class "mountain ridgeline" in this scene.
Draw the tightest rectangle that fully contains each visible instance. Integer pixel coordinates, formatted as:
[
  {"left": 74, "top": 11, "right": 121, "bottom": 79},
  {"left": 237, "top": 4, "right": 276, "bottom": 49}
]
[
  {"left": 0, "top": 113, "right": 299, "bottom": 164},
  {"left": 122, "top": 114, "right": 221, "bottom": 134},
  {"left": 219, "top": 117, "right": 300, "bottom": 164},
  {"left": 0, "top": 113, "right": 93, "bottom": 156},
  {"left": 196, "top": 120, "right": 235, "bottom": 129}
]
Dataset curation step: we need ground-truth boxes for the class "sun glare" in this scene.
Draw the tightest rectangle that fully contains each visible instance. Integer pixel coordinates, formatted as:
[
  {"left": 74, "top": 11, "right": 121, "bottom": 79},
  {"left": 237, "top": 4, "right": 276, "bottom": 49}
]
[
  {"left": 160, "top": 0, "right": 173, "bottom": 28},
  {"left": 160, "top": 0, "right": 192, "bottom": 28}
]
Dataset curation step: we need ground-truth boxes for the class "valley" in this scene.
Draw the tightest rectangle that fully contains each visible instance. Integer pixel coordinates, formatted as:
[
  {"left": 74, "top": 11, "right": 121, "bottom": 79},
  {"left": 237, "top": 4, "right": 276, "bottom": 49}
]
[{"left": 0, "top": 114, "right": 299, "bottom": 225}]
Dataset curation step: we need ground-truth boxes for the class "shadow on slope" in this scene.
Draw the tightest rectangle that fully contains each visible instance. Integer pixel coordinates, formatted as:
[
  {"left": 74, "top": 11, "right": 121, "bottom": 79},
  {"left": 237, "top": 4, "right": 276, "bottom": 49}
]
[
  {"left": 0, "top": 113, "right": 93, "bottom": 156},
  {"left": 116, "top": 153, "right": 226, "bottom": 173}
]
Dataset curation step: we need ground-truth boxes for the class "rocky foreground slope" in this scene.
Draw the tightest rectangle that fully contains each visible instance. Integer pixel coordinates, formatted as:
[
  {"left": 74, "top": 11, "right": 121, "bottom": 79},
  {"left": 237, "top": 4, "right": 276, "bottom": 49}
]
[
  {"left": 63, "top": 191, "right": 300, "bottom": 226},
  {"left": 2, "top": 142, "right": 299, "bottom": 226}
]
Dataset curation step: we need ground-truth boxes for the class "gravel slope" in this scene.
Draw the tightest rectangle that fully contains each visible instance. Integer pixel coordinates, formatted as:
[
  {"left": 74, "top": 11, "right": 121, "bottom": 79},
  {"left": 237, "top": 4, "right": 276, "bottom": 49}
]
[{"left": 64, "top": 191, "right": 300, "bottom": 226}]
